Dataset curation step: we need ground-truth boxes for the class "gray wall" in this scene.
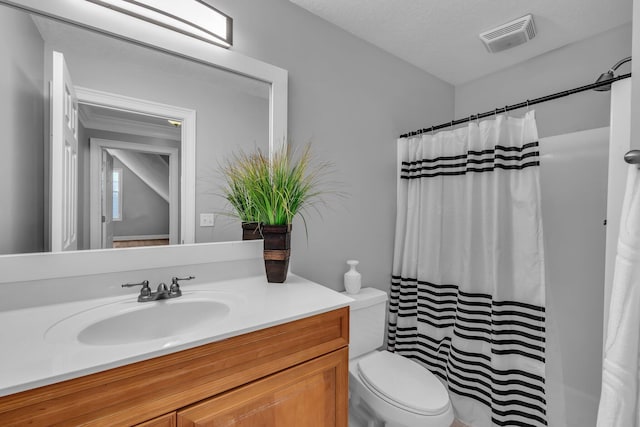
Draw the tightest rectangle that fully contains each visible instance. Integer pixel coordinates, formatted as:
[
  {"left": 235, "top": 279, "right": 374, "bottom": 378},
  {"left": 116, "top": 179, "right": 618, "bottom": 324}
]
[
  {"left": 455, "top": 24, "right": 632, "bottom": 138},
  {"left": 0, "top": 8, "right": 44, "bottom": 254},
  {"left": 112, "top": 158, "right": 170, "bottom": 237},
  {"left": 213, "top": 0, "right": 454, "bottom": 291}
]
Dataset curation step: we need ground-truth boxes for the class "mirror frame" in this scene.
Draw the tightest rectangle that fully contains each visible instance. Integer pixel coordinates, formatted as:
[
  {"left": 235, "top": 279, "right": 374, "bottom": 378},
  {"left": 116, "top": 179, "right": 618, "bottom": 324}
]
[{"left": 0, "top": 0, "right": 287, "bottom": 283}]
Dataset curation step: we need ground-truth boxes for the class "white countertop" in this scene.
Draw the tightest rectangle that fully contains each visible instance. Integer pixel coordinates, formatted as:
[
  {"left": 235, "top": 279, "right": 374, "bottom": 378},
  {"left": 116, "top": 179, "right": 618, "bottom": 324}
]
[{"left": 0, "top": 274, "right": 352, "bottom": 397}]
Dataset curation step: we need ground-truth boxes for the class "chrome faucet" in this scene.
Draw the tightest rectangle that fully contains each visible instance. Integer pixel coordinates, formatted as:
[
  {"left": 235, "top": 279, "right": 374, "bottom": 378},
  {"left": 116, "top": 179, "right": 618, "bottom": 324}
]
[{"left": 122, "top": 276, "right": 195, "bottom": 302}]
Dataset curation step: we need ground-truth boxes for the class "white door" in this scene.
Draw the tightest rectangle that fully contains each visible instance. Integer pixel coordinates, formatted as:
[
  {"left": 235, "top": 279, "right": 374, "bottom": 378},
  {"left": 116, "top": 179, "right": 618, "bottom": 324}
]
[
  {"left": 101, "top": 150, "right": 115, "bottom": 249},
  {"left": 50, "top": 51, "right": 78, "bottom": 252}
]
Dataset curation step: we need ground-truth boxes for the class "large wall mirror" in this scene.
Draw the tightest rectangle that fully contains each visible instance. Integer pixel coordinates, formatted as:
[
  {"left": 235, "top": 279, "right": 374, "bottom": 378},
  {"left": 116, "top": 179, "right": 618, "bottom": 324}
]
[{"left": 0, "top": 0, "right": 287, "bottom": 257}]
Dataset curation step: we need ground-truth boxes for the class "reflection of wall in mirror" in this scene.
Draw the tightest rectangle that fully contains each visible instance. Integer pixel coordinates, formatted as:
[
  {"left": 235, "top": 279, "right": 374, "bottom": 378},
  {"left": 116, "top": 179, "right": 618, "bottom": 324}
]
[
  {"left": 0, "top": 7, "right": 45, "bottom": 255},
  {"left": 39, "top": 20, "right": 270, "bottom": 245}
]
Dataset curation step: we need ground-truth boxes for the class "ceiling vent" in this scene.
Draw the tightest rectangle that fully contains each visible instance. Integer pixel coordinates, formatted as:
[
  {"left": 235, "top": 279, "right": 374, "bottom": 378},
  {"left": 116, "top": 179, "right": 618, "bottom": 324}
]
[{"left": 479, "top": 14, "right": 536, "bottom": 53}]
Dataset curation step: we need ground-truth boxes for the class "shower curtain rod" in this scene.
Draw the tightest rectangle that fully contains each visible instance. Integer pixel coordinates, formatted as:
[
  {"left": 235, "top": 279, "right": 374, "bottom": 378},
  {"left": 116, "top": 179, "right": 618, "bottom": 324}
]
[{"left": 399, "top": 73, "right": 631, "bottom": 138}]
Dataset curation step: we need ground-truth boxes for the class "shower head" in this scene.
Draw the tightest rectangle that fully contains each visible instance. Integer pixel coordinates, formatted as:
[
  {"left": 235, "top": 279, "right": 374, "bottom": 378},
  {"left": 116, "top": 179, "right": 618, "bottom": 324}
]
[
  {"left": 594, "top": 57, "right": 632, "bottom": 91},
  {"left": 593, "top": 70, "right": 615, "bottom": 91}
]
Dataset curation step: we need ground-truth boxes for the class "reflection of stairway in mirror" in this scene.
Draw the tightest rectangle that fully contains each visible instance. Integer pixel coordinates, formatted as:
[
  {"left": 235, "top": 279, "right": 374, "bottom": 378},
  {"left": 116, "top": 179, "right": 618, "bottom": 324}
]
[
  {"left": 108, "top": 149, "right": 170, "bottom": 203},
  {"left": 107, "top": 149, "right": 171, "bottom": 249}
]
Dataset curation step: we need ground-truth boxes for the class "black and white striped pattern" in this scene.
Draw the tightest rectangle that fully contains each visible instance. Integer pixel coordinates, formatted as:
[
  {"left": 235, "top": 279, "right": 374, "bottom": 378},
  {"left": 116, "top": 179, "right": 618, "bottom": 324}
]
[
  {"left": 400, "top": 142, "right": 540, "bottom": 179},
  {"left": 388, "top": 276, "right": 547, "bottom": 427}
]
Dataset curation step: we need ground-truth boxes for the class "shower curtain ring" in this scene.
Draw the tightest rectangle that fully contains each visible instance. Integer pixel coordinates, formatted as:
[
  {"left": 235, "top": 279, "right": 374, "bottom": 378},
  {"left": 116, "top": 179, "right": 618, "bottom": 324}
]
[
  {"left": 526, "top": 100, "right": 530, "bottom": 112},
  {"left": 431, "top": 126, "right": 434, "bottom": 136}
]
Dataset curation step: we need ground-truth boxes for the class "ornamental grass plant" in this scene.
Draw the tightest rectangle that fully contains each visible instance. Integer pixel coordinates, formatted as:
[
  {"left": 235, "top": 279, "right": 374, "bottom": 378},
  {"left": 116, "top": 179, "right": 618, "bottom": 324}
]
[
  {"left": 219, "top": 149, "right": 268, "bottom": 224},
  {"left": 219, "top": 143, "right": 336, "bottom": 232}
]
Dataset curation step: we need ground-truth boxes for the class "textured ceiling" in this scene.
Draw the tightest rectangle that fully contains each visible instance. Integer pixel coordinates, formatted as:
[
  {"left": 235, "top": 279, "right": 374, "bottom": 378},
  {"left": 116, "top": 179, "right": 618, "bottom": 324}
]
[{"left": 289, "top": 0, "right": 633, "bottom": 85}]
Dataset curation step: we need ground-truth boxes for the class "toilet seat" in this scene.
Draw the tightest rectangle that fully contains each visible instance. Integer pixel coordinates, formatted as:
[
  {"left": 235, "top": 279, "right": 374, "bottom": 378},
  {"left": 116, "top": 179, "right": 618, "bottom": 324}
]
[{"left": 357, "top": 351, "right": 450, "bottom": 416}]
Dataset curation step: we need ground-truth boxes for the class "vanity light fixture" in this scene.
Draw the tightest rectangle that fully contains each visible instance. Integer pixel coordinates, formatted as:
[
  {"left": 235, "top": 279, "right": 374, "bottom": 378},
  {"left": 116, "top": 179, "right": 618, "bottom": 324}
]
[{"left": 86, "top": 0, "right": 233, "bottom": 48}]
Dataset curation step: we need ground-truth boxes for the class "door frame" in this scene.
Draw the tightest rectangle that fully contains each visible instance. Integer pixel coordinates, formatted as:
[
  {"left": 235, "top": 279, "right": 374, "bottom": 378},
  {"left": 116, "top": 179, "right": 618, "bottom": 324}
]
[
  {"left": 89, "top": 139, "right": 179, "bottom": 249},
  {"left": 76, "top": 86, "right": 196, "bottom": 245}
]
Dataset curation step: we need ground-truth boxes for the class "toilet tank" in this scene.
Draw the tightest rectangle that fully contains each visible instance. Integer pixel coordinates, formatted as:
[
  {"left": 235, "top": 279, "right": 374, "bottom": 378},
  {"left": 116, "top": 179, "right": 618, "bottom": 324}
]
[{"left": 343, "top": 287, "right": 388, "bottom": 359}]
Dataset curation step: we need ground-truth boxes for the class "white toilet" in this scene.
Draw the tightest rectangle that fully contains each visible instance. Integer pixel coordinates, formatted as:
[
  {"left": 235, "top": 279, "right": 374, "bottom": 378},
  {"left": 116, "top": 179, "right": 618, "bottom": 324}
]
[{"left": 345, "top": 287, "right": 454, "bottom": 427}]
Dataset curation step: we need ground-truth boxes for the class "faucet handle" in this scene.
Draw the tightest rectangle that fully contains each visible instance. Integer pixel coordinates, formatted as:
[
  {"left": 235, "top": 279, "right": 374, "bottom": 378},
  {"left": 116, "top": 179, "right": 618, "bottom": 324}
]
[
  {"left": 122, "top": 280, "right": 151, "bottom": 297},
  {"left": 171, "top": 275, "right": 195, "bottom": 285},
  {"left": 169, "top": 275, "right": 194, "bottom": 295}
]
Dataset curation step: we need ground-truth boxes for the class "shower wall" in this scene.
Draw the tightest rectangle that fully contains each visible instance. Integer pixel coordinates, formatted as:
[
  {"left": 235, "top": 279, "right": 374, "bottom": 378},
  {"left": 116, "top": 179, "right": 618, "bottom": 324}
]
[{"left": 539, "top": 127, "right": 609, "bottom": 427}]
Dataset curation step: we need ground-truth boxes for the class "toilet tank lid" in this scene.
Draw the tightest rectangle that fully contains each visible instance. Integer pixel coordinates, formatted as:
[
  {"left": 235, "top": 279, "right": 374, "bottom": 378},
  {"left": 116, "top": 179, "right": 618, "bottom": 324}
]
[{"left": 341, "top": 287, "right": 387, "bottom": 310}]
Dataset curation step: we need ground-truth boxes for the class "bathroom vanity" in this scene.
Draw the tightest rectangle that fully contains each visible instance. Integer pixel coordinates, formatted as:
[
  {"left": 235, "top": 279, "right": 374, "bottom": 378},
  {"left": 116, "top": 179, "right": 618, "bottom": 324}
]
[
  {"left": 0, "top": 270, "right": 351, "bottom": 426},
  {"left": 0, "top": 309, "right": 349, "bottom": 426}
]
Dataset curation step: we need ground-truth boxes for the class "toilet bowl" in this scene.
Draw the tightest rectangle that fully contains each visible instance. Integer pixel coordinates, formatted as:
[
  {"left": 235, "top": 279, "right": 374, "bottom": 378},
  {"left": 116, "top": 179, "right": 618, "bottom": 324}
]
[
  {"left": 349, "top": 350, "right": 453, "bottom": 427},
  {"left": 345, "top": 288, "right": 453, "bottom": 427}
]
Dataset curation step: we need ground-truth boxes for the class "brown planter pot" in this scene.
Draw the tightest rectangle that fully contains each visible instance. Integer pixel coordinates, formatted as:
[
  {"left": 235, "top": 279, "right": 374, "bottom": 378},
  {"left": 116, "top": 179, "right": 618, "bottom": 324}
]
[
  {"left": 262, "top": 224, "right": 291, "bottom": 283},
  {"left": 242, "top": 222, "right": 263, "bottom": 240}
]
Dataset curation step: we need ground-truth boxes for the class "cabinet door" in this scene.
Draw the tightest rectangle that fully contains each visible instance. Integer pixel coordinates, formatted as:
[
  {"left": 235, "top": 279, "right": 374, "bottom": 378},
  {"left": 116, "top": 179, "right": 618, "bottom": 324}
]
[
  {"left": 135, "top": 412, "right": 176, "bottom": 427},
  {"left": 177, "top": 348, "right": 348, "bottom": 427}
]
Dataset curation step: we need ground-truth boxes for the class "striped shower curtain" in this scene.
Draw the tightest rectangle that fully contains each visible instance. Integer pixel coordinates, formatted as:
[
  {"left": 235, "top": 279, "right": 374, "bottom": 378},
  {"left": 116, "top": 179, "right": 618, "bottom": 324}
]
[{"left": 388, "top": 111, "right": 547, "bottom": 427}]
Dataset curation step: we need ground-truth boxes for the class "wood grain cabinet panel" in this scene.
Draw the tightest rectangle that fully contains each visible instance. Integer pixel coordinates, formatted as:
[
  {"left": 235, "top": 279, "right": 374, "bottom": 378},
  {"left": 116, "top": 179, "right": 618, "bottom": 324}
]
[
  {"left": 178, "top": 348, "right": 348, "bottom": 427},
  {"left": 135, "top": 412, "right": 176, "bottom": 427},
  {"left": 0, "top": 307, "right": 348, "bottom": 426}
]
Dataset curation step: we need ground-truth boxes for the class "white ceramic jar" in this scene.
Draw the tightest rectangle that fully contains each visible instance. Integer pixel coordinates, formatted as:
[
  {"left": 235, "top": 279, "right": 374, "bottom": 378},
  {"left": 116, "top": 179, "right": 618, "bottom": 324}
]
[{"left": 344, "top": 260, "right": 362, "bottom": 294}]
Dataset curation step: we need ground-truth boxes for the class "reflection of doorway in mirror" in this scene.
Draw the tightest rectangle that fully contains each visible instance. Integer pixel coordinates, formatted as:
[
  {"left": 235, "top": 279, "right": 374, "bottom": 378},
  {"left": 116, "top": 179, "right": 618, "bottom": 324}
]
[
  {"left": 105, "top": 148, "right": 172, "bottom": 249},
  {"left": 88, "top": 138, "right": 179, "bottom": 250},
  {"left": 75, "top": 87, "right": 196, "bottom": 250}
]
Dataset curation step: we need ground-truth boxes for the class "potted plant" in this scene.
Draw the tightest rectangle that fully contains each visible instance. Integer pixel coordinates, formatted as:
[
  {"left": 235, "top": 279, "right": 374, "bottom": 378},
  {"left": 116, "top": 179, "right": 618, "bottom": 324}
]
[
  {"left": 219, "top": 143, "right": 334, "bottom": 282},
  {"left": 219, "top": 150, "right": 267, "bottom": 240}
]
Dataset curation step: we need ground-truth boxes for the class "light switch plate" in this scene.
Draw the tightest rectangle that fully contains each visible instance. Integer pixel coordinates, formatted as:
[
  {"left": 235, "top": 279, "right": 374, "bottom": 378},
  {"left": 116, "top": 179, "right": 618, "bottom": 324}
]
[{"left": 200, "top": 213, "right": 215, "bottom": 227}]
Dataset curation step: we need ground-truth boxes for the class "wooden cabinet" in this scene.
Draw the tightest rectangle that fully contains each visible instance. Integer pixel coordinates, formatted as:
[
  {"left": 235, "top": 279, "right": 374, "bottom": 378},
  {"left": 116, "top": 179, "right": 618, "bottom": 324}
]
[{"left": 0, "top": 308, "right": 349, "bottom": 426}]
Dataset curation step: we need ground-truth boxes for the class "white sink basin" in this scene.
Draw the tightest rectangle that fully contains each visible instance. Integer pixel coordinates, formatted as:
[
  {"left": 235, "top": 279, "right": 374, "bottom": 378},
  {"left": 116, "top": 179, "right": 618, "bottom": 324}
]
[
  {"left": 45, "top": 291, "right": 238, "bottom": 346},
  {"left": 78, "top": 299, "right": 230, "bottom": 345}
]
